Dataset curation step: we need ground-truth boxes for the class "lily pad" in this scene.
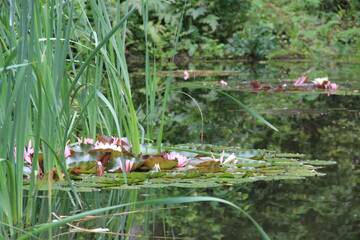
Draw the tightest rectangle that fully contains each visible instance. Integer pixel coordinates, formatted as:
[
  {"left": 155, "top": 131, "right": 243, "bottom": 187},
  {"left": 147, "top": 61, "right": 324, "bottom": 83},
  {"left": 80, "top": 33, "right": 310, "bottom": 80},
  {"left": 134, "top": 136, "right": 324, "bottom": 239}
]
[
  {"left": 66, "top": 153, "right": 97, "bottom": 174},
  {"left": 143, "top": 156, "right": 177, "bottom": 170}
]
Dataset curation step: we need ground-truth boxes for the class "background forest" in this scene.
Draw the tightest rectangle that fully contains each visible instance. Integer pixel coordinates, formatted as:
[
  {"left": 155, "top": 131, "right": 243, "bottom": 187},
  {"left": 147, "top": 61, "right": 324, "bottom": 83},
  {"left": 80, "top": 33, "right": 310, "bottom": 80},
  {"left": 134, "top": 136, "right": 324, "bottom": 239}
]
[{"left": 123, "top": 0, "right": 360, "bottom": 61}]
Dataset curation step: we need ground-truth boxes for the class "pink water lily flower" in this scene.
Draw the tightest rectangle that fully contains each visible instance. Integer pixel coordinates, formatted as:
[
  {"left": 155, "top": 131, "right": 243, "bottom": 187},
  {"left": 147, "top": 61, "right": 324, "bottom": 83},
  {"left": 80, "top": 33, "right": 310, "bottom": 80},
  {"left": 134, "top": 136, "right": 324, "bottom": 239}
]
[
  {"left": 77, "top": 137, "right": 94, "bottom": 145},
  {"left": 96, "top": 161, "right": 105, "bottom": 176},
  {"left": 293, "top": 76, "right": 308, "bottom": 86},
  {"left": 326, "top": 83, "right": 338, "bottom": 96},
  {"left": 165, "top": 152, "right": 188, "bottom": 168},
  {"left": 24, "top": 140, "right": 34, "bottom": 164},
  {"left": 183, "top": 70, "right": 190, "bottom": 80},
  {"left": 329, "top": 83, "right": 338, "bottom": 91},
  {"left": 120, "top": 159, "right": 134, "bottom": 173},
  {"left": 111, "top": 137, "right": 131, "bottom": 152},
  {"left": 64, "top": 145, "right": 72, "bottom": 158},
  {"left": 111, "top": 137, "right": 121, "bottom": 145}
]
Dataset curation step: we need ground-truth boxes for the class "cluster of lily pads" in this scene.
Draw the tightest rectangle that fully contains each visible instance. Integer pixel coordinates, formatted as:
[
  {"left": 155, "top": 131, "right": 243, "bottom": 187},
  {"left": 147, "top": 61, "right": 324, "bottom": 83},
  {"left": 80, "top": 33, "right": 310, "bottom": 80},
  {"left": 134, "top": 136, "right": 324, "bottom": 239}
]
[
  {"left": 249, "top": 75, "right": 338, "bottom": 93},
  {"left": 65, "top": 136, "right": 199, "bottom": 176},
  {"left": 21, "top": 136, "right": 336, "bottom": 190},
  {"left": 293, "top": 76, "right": 338, "bottom": 90},
  {"left": 22, "top": 136, "right": 243, "bottom": 178}
]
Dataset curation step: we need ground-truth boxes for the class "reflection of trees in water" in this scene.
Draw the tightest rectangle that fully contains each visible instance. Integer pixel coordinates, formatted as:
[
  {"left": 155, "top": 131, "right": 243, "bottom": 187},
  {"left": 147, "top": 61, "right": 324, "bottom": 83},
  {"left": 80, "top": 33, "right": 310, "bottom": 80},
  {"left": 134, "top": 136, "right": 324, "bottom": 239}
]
[{"left": 161, "top": 75, "right": 359, "bottom": 239}]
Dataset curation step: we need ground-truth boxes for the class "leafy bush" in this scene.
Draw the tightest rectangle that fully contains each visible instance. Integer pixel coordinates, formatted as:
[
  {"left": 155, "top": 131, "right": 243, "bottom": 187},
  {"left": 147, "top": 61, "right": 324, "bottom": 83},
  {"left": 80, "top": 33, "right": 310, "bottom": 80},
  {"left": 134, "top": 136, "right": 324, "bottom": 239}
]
[
  {"left": 124, "top": 0, "right": 360, "bottom": 60},
  {"left": 227, "top": 23, "right": 278, "bottom": 60}
]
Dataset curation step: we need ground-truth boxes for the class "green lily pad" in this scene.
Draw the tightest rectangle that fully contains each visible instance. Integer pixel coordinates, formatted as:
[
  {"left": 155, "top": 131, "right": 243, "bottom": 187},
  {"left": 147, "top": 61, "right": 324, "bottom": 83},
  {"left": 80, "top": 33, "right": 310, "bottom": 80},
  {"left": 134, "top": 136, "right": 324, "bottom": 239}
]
[
  {"left": 66, "top": 153, "right": 97, "bottom": 174},
  {"left": 143, "top": 156, "right": 177, "bottom": 170}
]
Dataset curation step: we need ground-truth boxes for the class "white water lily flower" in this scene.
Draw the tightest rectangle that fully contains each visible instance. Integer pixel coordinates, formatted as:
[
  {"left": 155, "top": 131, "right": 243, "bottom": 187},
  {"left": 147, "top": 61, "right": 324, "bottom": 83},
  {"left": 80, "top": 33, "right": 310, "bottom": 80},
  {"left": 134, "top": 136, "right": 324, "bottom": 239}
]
[
  {"left": 93, "top": 141, "right": 122, "bottom": 152},
  {"left": 312, "top": 77, "right": 329, "bottom": 86},
  {"left": 153, "top": 163, "right": 161, "bottom": 172},
  {"left": 77, "top": 137, "right": 94, "bottom": 145},
  {"left": 223, "top": 153, "right": 237, "bottom": 164},
  {"left": 217, "top": 151, "right": 238, "bottom": 165},
  {"left": 164, "top": 152, "right": 188, "bottom": 168}
]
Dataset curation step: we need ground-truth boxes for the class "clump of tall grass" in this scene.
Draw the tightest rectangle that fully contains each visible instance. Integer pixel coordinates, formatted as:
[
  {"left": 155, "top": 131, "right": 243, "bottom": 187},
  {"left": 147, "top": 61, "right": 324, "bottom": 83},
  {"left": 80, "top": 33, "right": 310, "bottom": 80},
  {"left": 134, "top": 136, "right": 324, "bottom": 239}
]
[
  {"left": 0, "top": 1, "right": 272, "bottom": 239},
  {"left": 0, "top": 0, "right": 143, "bottom": 237}
]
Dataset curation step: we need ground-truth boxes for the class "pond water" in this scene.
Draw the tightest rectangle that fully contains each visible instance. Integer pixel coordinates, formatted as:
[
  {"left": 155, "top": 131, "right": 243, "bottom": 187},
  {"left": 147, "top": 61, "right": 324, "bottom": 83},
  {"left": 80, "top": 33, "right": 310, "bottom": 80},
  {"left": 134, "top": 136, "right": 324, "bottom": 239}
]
[
  {"left": 150, "top": 61, "right": 360, "bottom": 240},
  {"left": 28, "top": 61, "right": 359, "bottom": 239}
]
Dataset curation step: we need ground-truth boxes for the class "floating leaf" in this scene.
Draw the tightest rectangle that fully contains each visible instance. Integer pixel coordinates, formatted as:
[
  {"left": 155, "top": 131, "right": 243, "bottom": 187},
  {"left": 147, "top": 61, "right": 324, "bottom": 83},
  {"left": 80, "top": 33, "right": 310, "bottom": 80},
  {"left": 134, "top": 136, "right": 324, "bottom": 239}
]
[
  {"left": 195, "top": 160, "right": 220, "bottom": 168},
  {"left": 143, "top": 156, "right": 177, "bottom": 170},
  {"left": 89, "top": 145, "right": 123, "bottom": 158},
  {"left": 66, "top": 153, "right": 97, "bottom": 174}
]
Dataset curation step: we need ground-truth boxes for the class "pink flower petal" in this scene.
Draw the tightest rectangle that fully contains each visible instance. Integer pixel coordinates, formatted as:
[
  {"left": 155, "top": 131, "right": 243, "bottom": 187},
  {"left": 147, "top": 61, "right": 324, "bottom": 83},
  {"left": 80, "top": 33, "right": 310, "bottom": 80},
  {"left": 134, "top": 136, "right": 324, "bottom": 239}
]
[
  {"left": 125, "top": 160, "right": 134, "bottom": 172},
  {"left": 64, "top": 145, "right": 72, "bottom": 158},
  {"left": 183, "top": 70, "right": 190, "bottom": 80},
  {"left": 24, "top": 140, "right": 34, "bottom": 164},
  {"left": 77, "top": 137, "right": 94, "bottom": 145},
  {"left": 96, "top": 161, "right": 104, "bottom": 176},
  {"left": 165, "top": 152, "right": 188, "bottom": 168},
  {"left": 294, "top": 76, "right": 308, "bottom": 86},
  {"left": 329, "top": 83, "right": 338, "bottom": 91}
]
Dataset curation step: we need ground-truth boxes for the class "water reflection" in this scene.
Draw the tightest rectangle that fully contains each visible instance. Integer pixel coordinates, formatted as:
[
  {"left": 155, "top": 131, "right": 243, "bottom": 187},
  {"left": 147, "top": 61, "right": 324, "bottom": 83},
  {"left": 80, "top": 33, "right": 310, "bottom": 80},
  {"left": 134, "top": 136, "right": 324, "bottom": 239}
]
[{"left": 158, "top": 61, "right": 359, "bottom": 239}]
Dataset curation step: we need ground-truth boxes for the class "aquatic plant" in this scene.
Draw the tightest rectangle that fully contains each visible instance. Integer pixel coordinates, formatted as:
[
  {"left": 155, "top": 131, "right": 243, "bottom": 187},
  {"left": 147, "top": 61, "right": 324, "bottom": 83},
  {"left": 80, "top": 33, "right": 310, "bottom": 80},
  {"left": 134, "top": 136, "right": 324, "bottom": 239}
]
[
  {"left": 293, "top": 76, "right": 338, "bottom": 93},
  {"left": 0, "top": 0, "right": 142, "bottom": 237},
  {"left": 18, "top": 138, "right": 334, "bottom": 191}
]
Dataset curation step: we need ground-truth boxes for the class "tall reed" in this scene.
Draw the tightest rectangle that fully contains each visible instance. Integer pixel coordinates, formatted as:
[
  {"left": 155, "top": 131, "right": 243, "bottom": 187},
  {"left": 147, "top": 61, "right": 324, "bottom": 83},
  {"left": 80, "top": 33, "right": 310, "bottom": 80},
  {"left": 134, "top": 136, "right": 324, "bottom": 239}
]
[{"left": 0, "top": 0, "right": 140, "bottom": 237}]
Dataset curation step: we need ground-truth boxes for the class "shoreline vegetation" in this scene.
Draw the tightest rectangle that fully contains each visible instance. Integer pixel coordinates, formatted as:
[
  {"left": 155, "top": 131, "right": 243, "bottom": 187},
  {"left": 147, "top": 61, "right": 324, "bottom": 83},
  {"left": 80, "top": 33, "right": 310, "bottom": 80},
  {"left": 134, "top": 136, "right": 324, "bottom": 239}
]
[{"left": 124, "top": 0, "right": 360, "bottom": 63}]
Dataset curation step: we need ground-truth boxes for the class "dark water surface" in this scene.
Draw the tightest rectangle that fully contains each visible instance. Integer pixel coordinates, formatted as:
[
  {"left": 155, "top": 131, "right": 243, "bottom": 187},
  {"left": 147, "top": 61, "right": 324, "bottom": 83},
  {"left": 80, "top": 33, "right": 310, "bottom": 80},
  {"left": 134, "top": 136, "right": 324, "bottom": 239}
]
[
  {"left": 149, "top": 61, "right": 360, "bottom": 240},
  {"left": 31, "top": 62, "right": 359, "bottom": 240}
]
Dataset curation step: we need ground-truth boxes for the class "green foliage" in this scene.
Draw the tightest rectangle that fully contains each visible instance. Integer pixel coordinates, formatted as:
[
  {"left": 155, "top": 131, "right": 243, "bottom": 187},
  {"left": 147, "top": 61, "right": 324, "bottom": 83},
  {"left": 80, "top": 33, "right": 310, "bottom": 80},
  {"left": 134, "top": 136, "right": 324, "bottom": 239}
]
[
  {"left": 0, "top": 0, "right": 162, "bottom": 237},
  {"left": 320, "top": 0, "right": 360, "bottom": 12},
  {"left": 227, "top": 23, "right": 278, "bottom": 59},
  {"left": 124, "top": 0, "right": 251, "bottom": 58},
  {"left": 123, "top": 0, "right": 360, "bottom": 60}
]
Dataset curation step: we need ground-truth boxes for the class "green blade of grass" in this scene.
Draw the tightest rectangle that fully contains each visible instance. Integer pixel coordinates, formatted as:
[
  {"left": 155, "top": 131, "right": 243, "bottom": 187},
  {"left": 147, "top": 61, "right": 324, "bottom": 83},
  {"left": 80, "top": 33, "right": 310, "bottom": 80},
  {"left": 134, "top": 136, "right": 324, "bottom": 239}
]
[
  {"left": 19, "top": 196, "right": 270, "bottom": 240},
  {"left": 219, "top": 91, "right": 278, "bottom": 132},
  {"left": 69, "top": 6, "right": 136, "bottom": 97}
]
